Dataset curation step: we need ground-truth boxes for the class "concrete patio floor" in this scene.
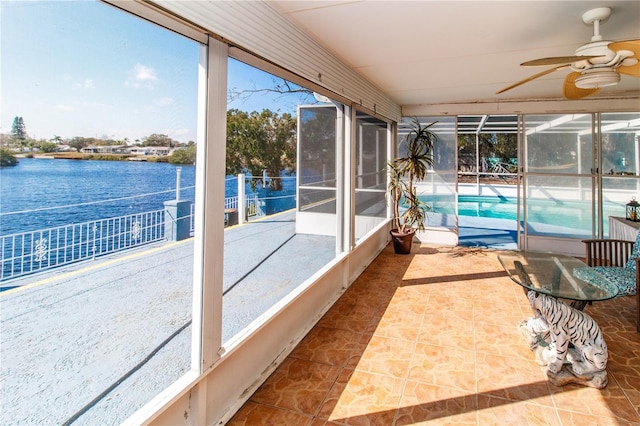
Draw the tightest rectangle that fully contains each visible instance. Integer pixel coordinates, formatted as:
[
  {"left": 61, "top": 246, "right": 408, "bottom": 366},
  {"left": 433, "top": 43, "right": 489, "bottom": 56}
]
[{"left": 0, "top": 211, "right": 335, "bottom": 425}]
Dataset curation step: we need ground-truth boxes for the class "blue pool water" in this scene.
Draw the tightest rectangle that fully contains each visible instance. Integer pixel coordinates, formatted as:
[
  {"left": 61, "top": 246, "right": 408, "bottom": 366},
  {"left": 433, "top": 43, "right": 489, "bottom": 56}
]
[{"left": 427, "top": 195, "right": 621, "bottom": 248}]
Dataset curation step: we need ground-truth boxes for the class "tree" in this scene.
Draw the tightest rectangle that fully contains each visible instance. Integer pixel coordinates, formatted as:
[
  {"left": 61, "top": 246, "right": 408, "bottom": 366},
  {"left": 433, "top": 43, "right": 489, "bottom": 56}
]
[
  {"left": 228, "top": 77, "right": 314, "bottom": 111},
  {"left": 37, "top": 141, "right": 58, "bottom": 153},
  {"left": 169, "top": 143, "right": 196, "bottom": 164},
  {"left": 143, "top": 133, "right": 177, "bottom": 147},
  {"left": 0, "top": 147, "right": 18, "bottom": 167},
  {"left": 225, "top": 109, "right": 297, "bottom": 190},
  {"left": 458, "top": 132, "right": 517, "bottom": 173},
  {"left": 10, "top": 117, "right": 27, "bottom": 141},
  {"left": 68, "top": 136, "right": 93, "bottom": 152}
]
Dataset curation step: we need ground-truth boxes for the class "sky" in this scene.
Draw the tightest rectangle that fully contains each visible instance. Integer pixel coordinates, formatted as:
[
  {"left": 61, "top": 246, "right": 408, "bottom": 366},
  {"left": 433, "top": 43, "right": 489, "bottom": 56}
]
[{"left": 2, "top": 0, "right": 315, "bottom": 144}]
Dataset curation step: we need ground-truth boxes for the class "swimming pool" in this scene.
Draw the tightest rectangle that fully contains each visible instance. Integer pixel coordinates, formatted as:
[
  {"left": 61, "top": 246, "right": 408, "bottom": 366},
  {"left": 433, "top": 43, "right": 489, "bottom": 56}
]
[{"left": 429, "top": 195, "right": 618, "bottom": 237}]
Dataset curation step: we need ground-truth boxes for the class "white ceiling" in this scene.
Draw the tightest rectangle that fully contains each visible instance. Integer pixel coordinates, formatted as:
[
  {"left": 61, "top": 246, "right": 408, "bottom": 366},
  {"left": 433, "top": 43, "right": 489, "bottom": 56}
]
[{"left": 267, "top": 1, "right": 640, "bottom": 108}]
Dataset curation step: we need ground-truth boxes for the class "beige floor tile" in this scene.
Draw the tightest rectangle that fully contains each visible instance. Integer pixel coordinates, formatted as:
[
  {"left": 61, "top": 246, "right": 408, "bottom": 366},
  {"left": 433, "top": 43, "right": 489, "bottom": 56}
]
[
  {"left": 369, "top": 308, "right": 423, "bottom": 341},
  {"left": 475, "top": 352, "right": 554, "bottom": 406},
  {"left": 289, "top": 326, "right": 363, "bottom": 367},
  {"left": 549, "top": 382, "right": 640, "bottom": 423},
  {"left": 418, "top": 312, "right": 475, "bottom": 350},
  {"left": 555, "top": 408, "right": 639, "bottom": 426},
  {"left": 408, "top": 343, "right": 476, "bottom": 392},
  {"left": 250, "top": 358, "right": 341, "bottom": 416},
  {"left": 473, "top": 320, "right": 535, "bottom": 358},
  {"left": 317, "top": 369, "right": 404, "bottom": 425},
  {"left": 352, "top": 335, "right": 415, "bottom": 378},
  {"left": 396, "top": 380, "right": 477, "bottom": 425},
  {"left": 476, "top": 394, "right": 561, "bottom": 425},
  {"left": 227, "top": 401, "right": 313, "bottom": 425},
  {"left": 233, "top": 244, "right": 640, "bottom": 425}
]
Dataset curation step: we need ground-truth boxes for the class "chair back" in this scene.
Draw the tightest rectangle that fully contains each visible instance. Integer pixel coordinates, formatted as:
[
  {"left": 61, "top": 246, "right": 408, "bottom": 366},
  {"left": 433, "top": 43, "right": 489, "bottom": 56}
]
[{"left": 626, "top": 231, "right": 640, "bottom": 270}]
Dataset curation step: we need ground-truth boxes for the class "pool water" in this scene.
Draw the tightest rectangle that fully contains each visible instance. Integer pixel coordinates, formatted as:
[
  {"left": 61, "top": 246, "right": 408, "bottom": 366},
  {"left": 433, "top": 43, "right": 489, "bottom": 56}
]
[
  {"left": 458, "top": 196, "right": 516, "bottom": 220},
  {"left": 430, "top": 195, "right": 618, "bottom": 235}
]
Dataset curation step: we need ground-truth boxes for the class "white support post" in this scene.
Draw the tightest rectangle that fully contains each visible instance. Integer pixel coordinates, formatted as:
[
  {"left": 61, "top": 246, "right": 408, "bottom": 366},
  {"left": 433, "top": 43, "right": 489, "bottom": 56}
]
[{"left": 238, "top": 173, "right": 246, "bottom": 225}]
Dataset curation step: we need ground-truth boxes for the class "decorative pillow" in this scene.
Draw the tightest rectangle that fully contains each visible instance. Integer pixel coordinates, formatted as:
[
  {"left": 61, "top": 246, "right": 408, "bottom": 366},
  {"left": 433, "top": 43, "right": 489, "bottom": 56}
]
[
  {"left": 574, "top": 266, "right": 636, "bottom": 297},
  {"left": 625, "top": 231, "right": 640, "bottom": 270}
]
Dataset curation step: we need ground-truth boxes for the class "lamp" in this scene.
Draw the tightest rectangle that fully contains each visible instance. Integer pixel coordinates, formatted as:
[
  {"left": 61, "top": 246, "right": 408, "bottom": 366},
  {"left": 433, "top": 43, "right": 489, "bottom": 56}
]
[{"left": 626, "top": 198, "right": 640, "bottom": 222}]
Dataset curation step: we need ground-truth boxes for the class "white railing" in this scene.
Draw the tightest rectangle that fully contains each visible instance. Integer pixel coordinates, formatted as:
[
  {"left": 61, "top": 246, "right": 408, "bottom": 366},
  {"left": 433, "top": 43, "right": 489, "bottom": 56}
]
[
  {"left": 1, "top": 210, "right": 165, "bottom": 282},
  {"left": 246, "top": 194, "right": 261, "bottom": 218},
  {"left": 1, "top": 174, "right": 292, "bottom": 283}
]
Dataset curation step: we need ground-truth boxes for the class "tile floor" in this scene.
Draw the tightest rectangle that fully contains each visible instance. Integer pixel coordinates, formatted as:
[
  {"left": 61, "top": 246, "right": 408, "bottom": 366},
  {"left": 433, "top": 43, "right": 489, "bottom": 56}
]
[{"left": 228, "top": 244, "right": 640, "bottom": 425}]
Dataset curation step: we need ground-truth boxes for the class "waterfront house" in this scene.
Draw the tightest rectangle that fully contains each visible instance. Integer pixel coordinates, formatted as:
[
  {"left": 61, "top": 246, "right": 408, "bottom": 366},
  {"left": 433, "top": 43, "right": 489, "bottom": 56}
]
[
  {"left": 81, "top": 145, "right": 175, "bottom": 156},
  {"left": 8, "top": 1, "right": 639, "bottom": 425},
  {"left": 81, "top": 145, "right": 130, "bottom": 155}
]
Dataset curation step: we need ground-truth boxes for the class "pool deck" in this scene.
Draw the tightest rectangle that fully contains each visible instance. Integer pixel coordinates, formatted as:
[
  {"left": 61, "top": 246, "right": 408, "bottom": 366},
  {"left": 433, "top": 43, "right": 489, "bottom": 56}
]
[
  {"left": 459, "top": 216, "right": 517, "bottom": 249},
  {"left": 0, "top": 210, "right": 335, "bottom": 425}
]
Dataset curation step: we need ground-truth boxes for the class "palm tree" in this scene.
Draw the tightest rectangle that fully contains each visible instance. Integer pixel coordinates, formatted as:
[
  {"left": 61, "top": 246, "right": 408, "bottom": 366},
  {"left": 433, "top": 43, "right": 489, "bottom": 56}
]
[{"left": 389, "top": 117, "right": 438, "bottom": 234}]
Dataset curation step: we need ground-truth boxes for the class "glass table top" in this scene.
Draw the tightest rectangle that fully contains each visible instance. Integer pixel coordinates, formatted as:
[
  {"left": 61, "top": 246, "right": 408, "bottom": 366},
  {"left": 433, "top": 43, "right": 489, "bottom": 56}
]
[{"left": 498, "top": 251, "right": 618, "bottom": 302}]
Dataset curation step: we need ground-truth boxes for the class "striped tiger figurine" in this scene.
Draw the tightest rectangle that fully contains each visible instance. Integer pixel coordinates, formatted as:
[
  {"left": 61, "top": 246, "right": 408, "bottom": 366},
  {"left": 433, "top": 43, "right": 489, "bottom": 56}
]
[{"left": 527, "top": 290, "right": 607, "bottom": 377}]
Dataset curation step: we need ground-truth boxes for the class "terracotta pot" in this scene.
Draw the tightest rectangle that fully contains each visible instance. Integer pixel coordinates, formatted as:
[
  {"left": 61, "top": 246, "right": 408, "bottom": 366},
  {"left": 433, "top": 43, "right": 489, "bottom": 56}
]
[{"left": 389, "top": 228, "right": 415, "bottom": 254}]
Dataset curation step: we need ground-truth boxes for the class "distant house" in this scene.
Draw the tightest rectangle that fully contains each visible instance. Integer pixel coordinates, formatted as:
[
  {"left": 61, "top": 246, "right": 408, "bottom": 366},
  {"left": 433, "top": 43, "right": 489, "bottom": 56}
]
[
  {"left": 81, "top": 145, "right": 129, "bottom": 154},
  {"left": 146, "top": 146, "right": 174, "bottom": 156},
  {"left": 81, "top": 146, "right": 174, "bottom": 156},
  {"left": 129, "top": 146, "right": 174, "bottom": 156},
  {"left": 128, "top": 147, "right": 150, "bottom": 156}
]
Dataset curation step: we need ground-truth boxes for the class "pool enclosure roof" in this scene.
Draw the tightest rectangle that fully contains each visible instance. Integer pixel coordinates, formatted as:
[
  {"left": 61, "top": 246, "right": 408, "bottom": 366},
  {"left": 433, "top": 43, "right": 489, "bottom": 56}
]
[{"left": 401, "top": 113, "right": 640, "bottom": 135}]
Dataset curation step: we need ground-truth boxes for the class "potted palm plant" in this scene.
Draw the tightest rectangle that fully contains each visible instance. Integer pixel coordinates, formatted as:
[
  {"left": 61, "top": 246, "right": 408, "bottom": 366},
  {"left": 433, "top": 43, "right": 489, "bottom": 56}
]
[{"left": 388, "top": 118, "right": 438, "bottom": 254}]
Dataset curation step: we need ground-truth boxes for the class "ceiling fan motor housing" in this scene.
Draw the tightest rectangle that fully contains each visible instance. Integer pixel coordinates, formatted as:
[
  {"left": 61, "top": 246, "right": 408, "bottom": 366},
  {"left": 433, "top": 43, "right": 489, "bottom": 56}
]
[{"left": 575, "top": 41, "right": 616, "bottom": 65}]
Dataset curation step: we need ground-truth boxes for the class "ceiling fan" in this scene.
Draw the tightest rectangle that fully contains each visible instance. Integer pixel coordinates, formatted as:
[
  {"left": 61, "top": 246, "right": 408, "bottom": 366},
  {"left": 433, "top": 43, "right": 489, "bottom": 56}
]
[{"left": 497, "top": 7, "right": 640, "bottom": 99}]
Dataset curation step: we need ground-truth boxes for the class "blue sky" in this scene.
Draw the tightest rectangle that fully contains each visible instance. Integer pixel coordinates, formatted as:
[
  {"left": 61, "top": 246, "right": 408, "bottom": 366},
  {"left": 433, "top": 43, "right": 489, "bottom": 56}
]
[{"left": 2, "top": 1, "right": 314, "bottom": 144}]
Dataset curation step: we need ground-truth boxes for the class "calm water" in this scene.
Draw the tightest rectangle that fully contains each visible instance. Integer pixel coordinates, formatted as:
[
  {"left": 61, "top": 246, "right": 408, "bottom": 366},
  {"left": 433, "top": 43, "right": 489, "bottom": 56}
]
[{"left": 0, "top": 158, "right": 197, "bottom": 236}]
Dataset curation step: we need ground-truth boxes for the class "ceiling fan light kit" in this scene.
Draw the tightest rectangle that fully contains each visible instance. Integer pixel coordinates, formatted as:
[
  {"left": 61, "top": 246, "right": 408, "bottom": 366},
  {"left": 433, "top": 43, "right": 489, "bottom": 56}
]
[
  {"left": 497, "top": 6, "right": 639, "bottom": 99},
  {"left": 575, "top": 68, "right": 620, "bottom": 89}
]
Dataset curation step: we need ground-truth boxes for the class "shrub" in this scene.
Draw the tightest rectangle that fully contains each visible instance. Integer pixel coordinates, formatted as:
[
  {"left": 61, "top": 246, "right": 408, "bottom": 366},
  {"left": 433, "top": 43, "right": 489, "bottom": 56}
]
[{"left": 0, "top": 147, "right": 19, "bottom": 167}]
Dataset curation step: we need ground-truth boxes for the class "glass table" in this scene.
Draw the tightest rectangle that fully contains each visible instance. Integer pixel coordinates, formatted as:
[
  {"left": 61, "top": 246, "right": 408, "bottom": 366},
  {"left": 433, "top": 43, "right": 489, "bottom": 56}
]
[
  {"left": 497, "top": 251, "right": 617, "bottom": 389},
  {"left": 498, "top": 251, "right": 618, "bottom": 310}
]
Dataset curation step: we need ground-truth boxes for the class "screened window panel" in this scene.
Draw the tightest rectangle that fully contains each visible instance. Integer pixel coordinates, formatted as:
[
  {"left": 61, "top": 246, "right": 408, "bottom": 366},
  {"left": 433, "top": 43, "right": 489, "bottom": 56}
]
[
  {"left": 524, "top": 114, "right": 593, "bottom": 175},
  {"left": 524, "top": 176, "right": 593, "bottom": 238},
  {"left": 355, "top": 112, "right": 387, "bottom": 219}
]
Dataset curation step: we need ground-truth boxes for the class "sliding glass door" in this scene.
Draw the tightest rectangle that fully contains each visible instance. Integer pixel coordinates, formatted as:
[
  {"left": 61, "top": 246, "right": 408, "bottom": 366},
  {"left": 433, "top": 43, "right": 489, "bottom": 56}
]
[{"left": 520, "top": 112, "right": 640, "bottom": 252}]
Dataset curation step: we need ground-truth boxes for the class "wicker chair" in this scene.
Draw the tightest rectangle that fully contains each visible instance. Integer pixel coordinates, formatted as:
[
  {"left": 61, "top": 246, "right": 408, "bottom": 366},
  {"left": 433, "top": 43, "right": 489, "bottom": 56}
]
[{"left": 582, "top": 235, "right": 640, "bottom": 333}]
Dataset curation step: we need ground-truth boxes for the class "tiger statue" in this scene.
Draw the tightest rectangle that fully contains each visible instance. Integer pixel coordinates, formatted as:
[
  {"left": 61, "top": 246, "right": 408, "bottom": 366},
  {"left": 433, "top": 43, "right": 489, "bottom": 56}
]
[{"left": 526, "top": 290, "right": 607, "bottom": 377}]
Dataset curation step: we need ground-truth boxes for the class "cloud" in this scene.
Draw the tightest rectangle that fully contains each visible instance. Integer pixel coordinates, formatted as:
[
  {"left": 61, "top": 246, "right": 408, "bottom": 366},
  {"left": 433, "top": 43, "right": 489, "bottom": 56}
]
[
  {"left": 73, "top": 78, "right": 94, "bottom": 89},
  {"left": 55, "top": 104, "right": 73, "bottom": 111},
  {"left": 126, "top": 63, "right": 158, "bottom": 88},
  {"left": 155, "top": 97, "right": 173, "bottom": 107},
  {"left": 172, "top": 128, "right": 191, "bottom": 138}
]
